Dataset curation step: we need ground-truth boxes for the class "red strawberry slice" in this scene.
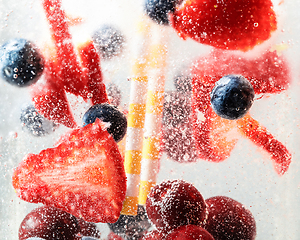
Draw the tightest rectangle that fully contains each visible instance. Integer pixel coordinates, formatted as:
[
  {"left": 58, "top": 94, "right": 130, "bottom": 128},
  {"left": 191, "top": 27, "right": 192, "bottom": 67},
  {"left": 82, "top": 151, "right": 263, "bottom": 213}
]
[
  {"left": 42, "top": 0, "right": 87, "bottom": 96},
  {"left": 237, "top": 114, "right": 291, "bottom": 175},
  {"left": 12, "top": 118, "right": 127, "bottom": 223},
  {"left": 191, "top": 49, "right": 291, "bottom": 174},
  {"left": 170, "top": 0, "right": 277, "bottom": 51},
  {"left": 78, "top": 41, "right": 109, "bottom": 105},
  {"left": 30, "top": 60, "right": 77, "bottom": 128}
]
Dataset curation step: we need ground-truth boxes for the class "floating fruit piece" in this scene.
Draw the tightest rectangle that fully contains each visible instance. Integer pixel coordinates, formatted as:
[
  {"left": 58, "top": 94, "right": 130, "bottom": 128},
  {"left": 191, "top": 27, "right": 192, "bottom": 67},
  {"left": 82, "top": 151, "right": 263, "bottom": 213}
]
[
  {"left": 12, "top": 118, "right": 127, "bottom": 223},
  {"left": 204, "top": 196, "right": 256, "bottom": 240},
  {"left": 170, "top": 0, "right": 277, "bottom": 51}
]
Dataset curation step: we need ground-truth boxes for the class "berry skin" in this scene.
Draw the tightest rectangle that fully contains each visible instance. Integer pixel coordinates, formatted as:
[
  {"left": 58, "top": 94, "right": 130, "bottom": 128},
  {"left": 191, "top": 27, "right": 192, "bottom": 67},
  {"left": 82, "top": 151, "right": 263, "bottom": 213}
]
[
  {"left": 18, "top": 206, "right": 80, "bottom": 240},
  {"left": 92, "top": 25, "right": 125, "bottom": 60},
  {"left": 144, "top": 0, "right": 177, "bottom": 25},
  {"left": 165, "top": 225, "right": 215, "bottom": 240},
  {"left": 82, "top": 103, "right": 127, "bottom": 143},
  {"left": 20, "top": 105, "right": 57, "bottom": 137},
  {"left": 146, "top": 179, "right": 207, "bottom": 233},
  {"left": 107, "top": 205, "right": 151, "bottom": 240},
  {"left": 210, "top": 75, "right": 255, "bottom": 120},
  {"left": 0, "top": 38, "right": 44, "bottom": 87},
  {"left": 204, "top": 196, "right": 256, "bottom": 240},
  {"left": 12, "top": 118, "right": 127, "bottom": 223}
]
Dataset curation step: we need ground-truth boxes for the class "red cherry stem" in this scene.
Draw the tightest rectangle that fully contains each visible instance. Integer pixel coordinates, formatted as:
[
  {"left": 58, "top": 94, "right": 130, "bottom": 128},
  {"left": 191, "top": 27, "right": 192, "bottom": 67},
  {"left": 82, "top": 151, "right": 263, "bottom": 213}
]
[
  {"left": 78, "top": 41, "right": 109, "bottom": 105},
  {"left": 237, "top": 114, "right": 291, "bottom": 175},
  {"left": 42, "top": 0, "right": 86, "bottom": 95}
]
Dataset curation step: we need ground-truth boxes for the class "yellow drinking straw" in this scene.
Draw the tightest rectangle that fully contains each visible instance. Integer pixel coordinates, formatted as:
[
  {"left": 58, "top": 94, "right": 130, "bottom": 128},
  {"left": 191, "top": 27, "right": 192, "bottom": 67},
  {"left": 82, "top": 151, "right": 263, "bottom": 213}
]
[
  {"left": 138, "top": 23, "right": 169, "bottom": 205},
  {"left": 121, "top": 15, "right": 151, "bottom": 215}
]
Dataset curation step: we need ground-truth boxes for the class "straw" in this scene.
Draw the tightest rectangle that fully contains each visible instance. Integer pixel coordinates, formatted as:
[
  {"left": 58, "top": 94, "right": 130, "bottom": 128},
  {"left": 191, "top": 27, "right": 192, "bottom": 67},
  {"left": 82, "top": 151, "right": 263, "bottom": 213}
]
[
  {"left": 121, "top": 15, "right": 151, "bottom": 215},
  {"left": 138, "top": 24, "right": 169, "bottom": 205}
]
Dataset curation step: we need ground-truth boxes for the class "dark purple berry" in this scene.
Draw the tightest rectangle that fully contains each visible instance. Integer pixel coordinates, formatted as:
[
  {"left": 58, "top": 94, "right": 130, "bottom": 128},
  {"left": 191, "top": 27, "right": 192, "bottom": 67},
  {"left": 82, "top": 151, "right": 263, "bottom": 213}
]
[
  {"left": 0, "top": 38, "right": 44, "bottom": 87},
  {"left": 82, "top": 103, "right": 127, "bottom": 142},
  {"left": 210, "top": 75, "right": 255, "bottom": 120}
]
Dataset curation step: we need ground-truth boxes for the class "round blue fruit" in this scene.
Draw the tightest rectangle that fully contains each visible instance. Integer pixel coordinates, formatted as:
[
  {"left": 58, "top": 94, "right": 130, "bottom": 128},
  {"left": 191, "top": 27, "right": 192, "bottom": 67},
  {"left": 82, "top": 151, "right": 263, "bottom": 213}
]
[
  {"left": 82, "top": 103, "right": 127, "bottom": 143},
  {"left": 92, "top": 25, "right": 125, "bottom": 60},
  {"left": 0, "top": 38, "right": 44, "bottom": 87},
  {"left": 20, "top": 105, "right": 57, "bottom": 137},
  {"left": 144, "top": 0, "right": 177, "bottom": 25},
  {"left": 210, "top": 75, "right": 255, "bottom": 120}
]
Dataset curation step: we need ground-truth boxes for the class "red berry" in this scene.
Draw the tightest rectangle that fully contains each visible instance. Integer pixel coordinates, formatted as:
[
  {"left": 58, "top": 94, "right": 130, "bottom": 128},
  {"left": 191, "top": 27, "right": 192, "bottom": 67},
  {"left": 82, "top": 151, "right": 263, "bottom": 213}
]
[
  {"left": 165, "top": 225, "right": 215, "bottom": 240},
  {"left": 18, "top": 206, "right": 80, "bottom": 240},
  {"left": 146, "top": 180, "right": 207, "bottom": 233},
  {"left": 204, "top": 196, "right": 256, "bottom": 240}
]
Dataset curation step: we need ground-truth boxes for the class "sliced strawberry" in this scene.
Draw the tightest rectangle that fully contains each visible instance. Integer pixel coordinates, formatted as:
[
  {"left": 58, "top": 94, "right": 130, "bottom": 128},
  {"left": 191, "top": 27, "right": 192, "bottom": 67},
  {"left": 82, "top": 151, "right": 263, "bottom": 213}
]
[
  {"left": 12, "top": 118, "right": 127, "bottom": 223},
  {"left": 170, "top": 0, "right": 277, "bottom": 51},
  {"left": 30, "top": 60, "right": 77, "bottom": 128},
  {"left": 191, "top": 50, "right": 291, "bottom": 174},
  {"left": 42, "top": 0, "right": 87, "bottom": 96},
  {"left": 78, "top": 40, "right": 109, "bottom": 105},
  {"left": 237, "top": 114, "right": 291, "bottom": 175}
]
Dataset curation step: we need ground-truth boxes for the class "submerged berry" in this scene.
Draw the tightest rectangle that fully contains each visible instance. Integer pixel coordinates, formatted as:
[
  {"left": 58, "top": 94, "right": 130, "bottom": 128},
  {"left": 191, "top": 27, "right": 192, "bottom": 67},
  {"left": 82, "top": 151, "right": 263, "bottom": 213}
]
[
  {"left": 146, "top": 179, "right": 207, "bottom": 233},
  {"left": 210, "top": 75, "right": 255, "bottom": 120},
  {"left": 204, "top": 196, "right": 256, "bottom": 240},
  {"left": 144, "top": 0, "right": 178, "bottom": 25},
  {"left": 20, "top": 104, "right": 57, "bottom": 136},
  {"left": 92, "top": 25, "right": 125, "bottom": 60},
  {"left": 82, "top": 103, "right": 127, "bottom": 143},
  {"left": 0, "top": 38, "right": 44, "bottom": 87},
  {"left": 18, "top": 206, "right": 80, "bottom": 240}
]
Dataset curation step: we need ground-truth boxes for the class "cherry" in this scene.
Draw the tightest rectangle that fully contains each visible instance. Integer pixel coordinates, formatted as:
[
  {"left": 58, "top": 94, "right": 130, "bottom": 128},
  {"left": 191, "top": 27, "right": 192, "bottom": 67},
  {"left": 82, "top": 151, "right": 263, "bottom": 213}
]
[
  {"left": 204, "top": 196, "right": 256, "bottom": 240},
  {"left": 19, "top": 206, "right": 80, "bottom": 240},
  {"left": 165, "top": 225, "right": 215, "bottom": 240},
  {"left": 146, "top": 179, "right": 207, "bottom": 233}
]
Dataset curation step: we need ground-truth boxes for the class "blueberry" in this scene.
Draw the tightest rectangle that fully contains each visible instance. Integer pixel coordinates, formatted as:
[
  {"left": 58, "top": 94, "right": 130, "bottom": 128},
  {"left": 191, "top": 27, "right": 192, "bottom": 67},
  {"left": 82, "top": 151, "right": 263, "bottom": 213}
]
[
  {"left": 92, "top": 25, "right": 125, "bottom": 60},
  {"left": 82, "top": 103, "right": 127, "bottom": 142},
  {"left": 144, "top": 0, "right": 177, "bottom": 25},
  {"left": 210, "top": 75, "right": 255, "bottom": 120},
  {"left": 0, "top": 38, "right": 44, "bottom": 87},
  {"left": 107, "top": 82, "right": 122, "bottom": 107},
  {"left": 107, "top": 205, "right": 151, "bottom": 240},
  {"left": 20, "top": 105, "right": 57, "bottom": 137}
]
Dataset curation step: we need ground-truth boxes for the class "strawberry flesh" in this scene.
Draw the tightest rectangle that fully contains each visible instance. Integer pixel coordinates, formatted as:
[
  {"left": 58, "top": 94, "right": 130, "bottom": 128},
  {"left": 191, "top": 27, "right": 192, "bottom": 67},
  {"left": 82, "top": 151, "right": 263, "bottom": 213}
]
[
  {"left": 170, "top": 0, "right": 277, "bottom": 51},
  {"left": 12, "top": 118, "right": 126, "bottom": 223}
]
